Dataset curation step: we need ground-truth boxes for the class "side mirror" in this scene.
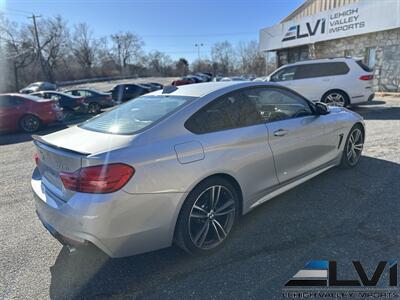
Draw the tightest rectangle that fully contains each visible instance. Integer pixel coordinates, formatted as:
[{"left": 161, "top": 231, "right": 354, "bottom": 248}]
[{"left": 315, "top": 102, "right": 329, "bottom": 115}]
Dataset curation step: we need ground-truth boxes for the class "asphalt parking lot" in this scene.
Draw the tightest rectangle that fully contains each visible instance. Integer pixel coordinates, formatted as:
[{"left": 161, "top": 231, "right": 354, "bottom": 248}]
[{"left": 0, "top": 97, "right": 399, "bottom": 299}]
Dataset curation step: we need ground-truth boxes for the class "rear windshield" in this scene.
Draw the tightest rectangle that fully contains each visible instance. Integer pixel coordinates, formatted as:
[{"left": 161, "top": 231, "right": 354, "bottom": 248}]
[
  {"left": 356, "top": 60, "right": 373, "bottom": 72},
  {"left": 80, "top": 95, "right": 194, "bottom": 134}
]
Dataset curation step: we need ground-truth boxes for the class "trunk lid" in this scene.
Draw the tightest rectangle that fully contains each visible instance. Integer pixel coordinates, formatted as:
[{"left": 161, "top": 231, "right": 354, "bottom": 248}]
[
  {"left": 34, "top": 137, "right": 85, "bottom": 201},
  {"left": 33, "top": 126, "right": 134, "bottom": 201}
]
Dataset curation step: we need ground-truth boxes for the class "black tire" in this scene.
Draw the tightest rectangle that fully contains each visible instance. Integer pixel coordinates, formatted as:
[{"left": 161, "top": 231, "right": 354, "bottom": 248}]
[
  {"left": 88, "top": 102, "right": 101, "bottom": 114},
  {"left": 62, "top": 108, "right": 75, "bottom": 121},
  {"left": 19, "top": 114, "right": 41, "bottom": 133},
  {"left": 175, "top": 177, "right": 240, "bottom": 255},
  {"left": 322, "top": 90, "right": 350, "bottom": 107},
  {"left": 340, "top": 124, "right": 364, "bottom": 169}
]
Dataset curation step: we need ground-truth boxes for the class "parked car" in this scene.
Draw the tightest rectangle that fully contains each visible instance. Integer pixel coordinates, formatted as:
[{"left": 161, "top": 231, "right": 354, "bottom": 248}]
[
  {"left": 147, "top": 82, "right": 163, "bottom": 90},
  {"left": 0, "top": 93, "right": 62, "bottom": 133},
  {"left": 267, "top": 57, "right": 374, "bottom": 107},
  {"left": 171, "top": 77, "right": 196, "bottom": 86},
  {"left": 32, "top": 91, "right": 88, "bottom": 119},
  {"left": 139, "top": 83, "right": 160, "bottom": 92},
  {"left": 195, "top": 73, "right": 212, "bottom": 82},
  {"left": 63, "top": 89, "right": 113, "bottom": 114},
  {"left": 32, "top": 81, "right": 365, "bottom": 257},
  {"left": 187, "top": 75, "right": 205, "bottom": 83},
  {"left": 19, "top": 82, "right": 57, "bottom": 94},
  {"left": 108, "top": 84, "right": 150, "bottom": 103}
]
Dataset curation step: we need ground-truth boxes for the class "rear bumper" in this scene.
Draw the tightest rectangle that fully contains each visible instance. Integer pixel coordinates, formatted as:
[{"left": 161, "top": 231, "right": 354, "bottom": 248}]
[
  {"left": 41, "top": 110, "right": 61, "bottom": 125},
  {"left": 367, "top": 93, "right": 375, "bottom": 102},
  {"left": 351, "top": 92, "right": 375, "bottom": 104},
  {"left": 31, "top": 168, "right": 186, "bottom": 257}
]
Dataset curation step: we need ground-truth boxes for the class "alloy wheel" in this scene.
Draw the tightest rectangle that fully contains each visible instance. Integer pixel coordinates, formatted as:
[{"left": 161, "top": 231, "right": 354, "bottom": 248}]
[
  {"left": 188, "top": 185, "right": 236, "bottom": 250},
  {"left": 88, "top": 103, "right": 100, "bottom": 114},
  {"left": 346, "top": 128, "right": 363, "bottom": 166},
  {"left": 325, "top": 93, "right": 345, "bottom": 107},
  {"left": 20, "top": 115, "right": 40, "bottom": 132}
]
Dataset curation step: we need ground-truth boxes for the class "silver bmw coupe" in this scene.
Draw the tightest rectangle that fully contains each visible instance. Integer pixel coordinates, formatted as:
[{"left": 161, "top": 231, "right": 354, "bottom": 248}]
[{"left": 31, "top": 81, "right": 365, "bottom": 257}]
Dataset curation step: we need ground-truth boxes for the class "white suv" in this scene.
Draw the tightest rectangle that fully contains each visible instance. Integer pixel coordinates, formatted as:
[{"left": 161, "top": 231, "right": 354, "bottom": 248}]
[{"left": 267, "top": 58, "right": 374, "bottom": 107}]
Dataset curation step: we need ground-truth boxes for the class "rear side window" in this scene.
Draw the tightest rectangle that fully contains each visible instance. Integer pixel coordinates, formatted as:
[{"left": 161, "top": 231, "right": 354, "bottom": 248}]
[
  {"left": 185, "top": 89, "right": 264, "bottom": 134},
  {"left": 356, "top": 60, "right": 373, "bottom": 72},
  {"left": 80, "top": 95, "right": 193, "bottom": 135},
  {"left": 0, "top": 96, "right": 23, "bottom": 107},
  {"left": 295, "top": 62, "right": 349, "bottom": 79}
]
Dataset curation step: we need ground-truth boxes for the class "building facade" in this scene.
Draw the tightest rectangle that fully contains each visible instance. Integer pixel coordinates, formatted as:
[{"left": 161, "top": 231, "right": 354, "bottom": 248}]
[{"left": 259, "top": 0, "right": 400, "bottom": 92}]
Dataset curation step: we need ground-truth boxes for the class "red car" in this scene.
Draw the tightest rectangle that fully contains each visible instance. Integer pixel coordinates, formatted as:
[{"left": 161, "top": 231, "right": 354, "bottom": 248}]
[
  {"left": 0, "top": 93, "right": 63, "bottom": 133},
  {"left": 171, "top": 76, "right": 196, "bottom": 86}
]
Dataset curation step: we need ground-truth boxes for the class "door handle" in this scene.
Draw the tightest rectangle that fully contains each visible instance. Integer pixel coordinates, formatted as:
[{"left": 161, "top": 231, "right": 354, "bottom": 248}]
[{"left": 273, "top": 129, "right": 289, "bottom": 136}]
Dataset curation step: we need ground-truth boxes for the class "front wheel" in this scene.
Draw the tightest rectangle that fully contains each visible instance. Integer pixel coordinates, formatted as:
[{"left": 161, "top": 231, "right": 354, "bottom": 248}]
[
  {"left": 340, "top": 125, "right": 364, "bottom": 168},
  {"left": 88, "top": 102, "right": 101, "bottom": 114},
  {"left": 62, "top": 108, "right": 75, "bottom": 121},
  {"left": 19, "top": 114, "right": 41, "bottom": 133},
  {"left": 175, "top": 177, "right": 240, "bottom": 255}
]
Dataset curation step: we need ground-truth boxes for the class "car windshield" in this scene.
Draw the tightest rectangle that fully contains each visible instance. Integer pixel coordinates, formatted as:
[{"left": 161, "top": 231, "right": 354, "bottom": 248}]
[{"left": 80, "top": 95, "right": 195, "bottom": 134}]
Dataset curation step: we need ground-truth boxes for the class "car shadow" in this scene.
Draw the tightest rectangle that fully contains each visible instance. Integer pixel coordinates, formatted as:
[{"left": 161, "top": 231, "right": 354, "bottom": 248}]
[
  {"left": 352, "top": 106, "right": 400, "bottom": 120},
  {"left": 0, "top": 115, "right": 92, "bottom": 146},
  {"left": 48, "top": 156, "right": 400, "bottom": 299}
]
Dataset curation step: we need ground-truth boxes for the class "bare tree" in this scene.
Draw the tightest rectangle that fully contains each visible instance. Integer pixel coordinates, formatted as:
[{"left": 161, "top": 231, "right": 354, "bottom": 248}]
[
  {"left": 71, "top": 23, "right": 97, "bottom": 76},
  {"left": 191, "top": 58, "right": 213, "bottom": 74},
  {"left": 0, "top": 18, "right": 35, "bottom": 90},
  {"left": 146, "top": 51, "right": 174, "bottom": 76},
  {"left": 36, "top": 16, "right": 70, "bottom": 81},
  {"left": 111, "top": 32, "right": 143, "bottom": 74},
  {"left": 211, "top": 41, "right": 236, "bottom": 75},
  {"left": 237, "top": 40, "right": 266, "bottom": 76},
  {"left": 175, "top": 58, "right": 189, "bottom": 76}
]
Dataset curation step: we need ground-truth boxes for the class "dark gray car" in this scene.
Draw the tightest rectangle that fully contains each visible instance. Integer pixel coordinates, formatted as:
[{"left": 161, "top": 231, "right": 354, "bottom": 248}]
[
  {"left": 63, "top": 89, "right": 113, "bottom": 114},
  {"left": 20, "top": 82, "right": 57, "bottom": 94}
]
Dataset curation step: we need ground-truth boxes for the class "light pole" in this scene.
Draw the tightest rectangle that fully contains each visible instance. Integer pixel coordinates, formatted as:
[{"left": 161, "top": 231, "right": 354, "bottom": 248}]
[{"left": 194, "top": 43, "right": 203, "bottom": 60}]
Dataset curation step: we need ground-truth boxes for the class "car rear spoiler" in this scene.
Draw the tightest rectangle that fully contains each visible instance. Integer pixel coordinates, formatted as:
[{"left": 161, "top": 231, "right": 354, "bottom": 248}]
[{"left": 32, "top": 135, "right": 91, "bottom": 156}]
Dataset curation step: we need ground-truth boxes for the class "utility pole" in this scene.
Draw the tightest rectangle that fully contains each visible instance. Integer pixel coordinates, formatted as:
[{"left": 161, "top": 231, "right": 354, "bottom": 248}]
[
  {"left": 27, "top": 14, "right": 46, "bottom": 79},
  {"left": 195, "top": 43, "right": 203, "bottom": 60}
]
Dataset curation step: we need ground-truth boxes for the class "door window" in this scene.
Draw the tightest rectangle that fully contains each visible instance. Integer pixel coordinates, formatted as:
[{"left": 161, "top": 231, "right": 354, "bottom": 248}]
[
  {"left": 185, "top": 89, "right": 263, "bottom": 134},
  {"left": 270, "top": 66, "right": 297, "bottom": 82},
  {"left": 249, "top": 88, "right": 313, "bottom": 122},
  {"left": 50, "top": 94, "right": 61, "bottom": 101},
  {"left": 77, "top": 90, "right": 93, "bottom": 97}
]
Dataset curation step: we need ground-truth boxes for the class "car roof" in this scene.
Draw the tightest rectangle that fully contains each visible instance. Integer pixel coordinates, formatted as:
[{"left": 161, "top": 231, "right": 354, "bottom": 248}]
[
  {"left": 149, "top": 81, "right": 281, "bottom": 97},
  {"left": 283, "top": 57, "right": 355, "bottom": 67},
  {"left": 33, "top": 91, "right": 77, "bottom": 97},
  {"left": 65, "top": 88, "right": 101, "bottom": 93}
]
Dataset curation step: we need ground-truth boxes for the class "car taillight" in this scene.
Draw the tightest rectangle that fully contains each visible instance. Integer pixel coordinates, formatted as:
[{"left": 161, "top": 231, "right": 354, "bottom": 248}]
[
  {"left": 34, "top": 153, "right": 40, "bottom": 166},
  {"left": 60, "top": 163, "right": 134, "bottom": 194},
  {"left": 360, "top": 75, "right": 373, "bottom": 81}
]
